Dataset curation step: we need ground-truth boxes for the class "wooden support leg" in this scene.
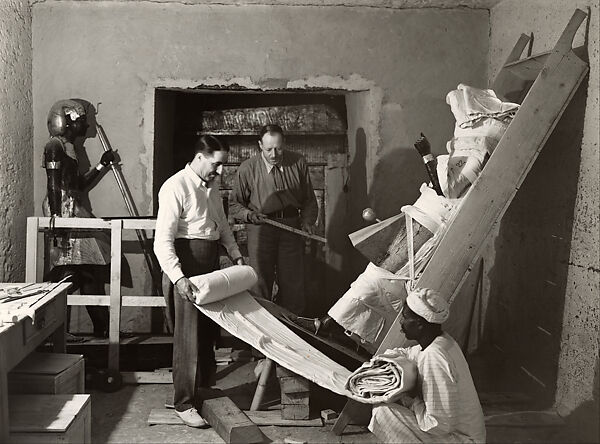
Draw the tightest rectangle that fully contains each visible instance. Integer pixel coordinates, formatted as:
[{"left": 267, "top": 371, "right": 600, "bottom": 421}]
[
  {"left": 25, "top": 217, "right": 39, "bottom": 283},
  {"left": 108, "top": 220, "right": 123, "bottom": 372},
  {"left": 332, "top": 400, "right": 371, "bottom": 435},
  {"left": 250, "top": 358, "right": 274, "bottom": 411},
  {"left": 52, "top": 289, "right": 67, "bottom": 354}
]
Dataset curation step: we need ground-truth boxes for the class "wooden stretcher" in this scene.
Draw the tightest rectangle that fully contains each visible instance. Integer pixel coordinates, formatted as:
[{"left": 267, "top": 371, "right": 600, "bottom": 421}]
[{"left": 332, "top": 9, "right": 590, "bottom": 434}]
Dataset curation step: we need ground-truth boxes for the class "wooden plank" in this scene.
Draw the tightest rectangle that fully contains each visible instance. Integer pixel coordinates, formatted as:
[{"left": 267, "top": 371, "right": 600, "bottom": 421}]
[
  {"left": 33, "top": 216, "right": 156, "bottom": 231},
  {"left": 108, "top": 219, "right": 123, "bottom": 372},
  {"left": 25, "top": 218, "right": 39, "bottom": 282},
  {"left": 199, "top": 104, "right": 346, "bottom": 134},
  {"left": 492, "top": 33, "right": 531, "bottom": 99},
  {"left": 503, "top": 46, "right": 587, "bottom": 81},
  {"left": 282, "top": 404, "right": 310, "bottom": 420},
  {"left": 199, "top": 388, "right": 263, "bottom": 444},
  {"left": 68, "top": 295, "right": 166, "bottom": 307},
  {"left": 148, "top": 408, "right": 183, "bottom": 425},
  {"left": 149, "top": 408, "right": 323, "bottom": 427},
  {"left": 333, "top": 9, "right": 589, "bottom": 435},
  {"left": 35, "top": 217, "right": 112, "bottom": 230}
]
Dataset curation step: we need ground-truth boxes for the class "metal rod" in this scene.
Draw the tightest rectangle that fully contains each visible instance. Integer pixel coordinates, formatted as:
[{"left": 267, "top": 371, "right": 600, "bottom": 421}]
[
  {"left": 96, "top": 122, "right": 162, "bottom": 295},
  {"left": 262, "top": 219, "right": 327, "bottom": 243}
]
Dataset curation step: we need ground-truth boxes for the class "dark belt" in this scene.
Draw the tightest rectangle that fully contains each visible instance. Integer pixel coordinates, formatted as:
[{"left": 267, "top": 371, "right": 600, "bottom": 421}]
[{"left": 266, "top": 207, "right": 299, "bottom": 219}]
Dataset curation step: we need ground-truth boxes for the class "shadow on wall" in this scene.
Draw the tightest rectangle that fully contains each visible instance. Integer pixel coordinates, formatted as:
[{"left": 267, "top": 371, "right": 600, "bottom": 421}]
[
  {"left": 482, "top": 75, "right": 588, "bottom": 406},
  {"left": 368, "top": 142, "right": 426, "bottom": 220},
  {"left": 347, "top": 128, "right": 369, "bottom": 277}
]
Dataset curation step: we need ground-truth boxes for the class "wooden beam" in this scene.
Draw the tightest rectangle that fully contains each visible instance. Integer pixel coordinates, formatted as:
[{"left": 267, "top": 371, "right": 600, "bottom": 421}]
[
  {"left": 148, "top": 408, "right": 324, "bottom": 427},
  {"left": 198, "top": 388, "right": 263, "bottom": 444},
  {"left": 67, "top": 295, "right": 166, "bottom": 307}
]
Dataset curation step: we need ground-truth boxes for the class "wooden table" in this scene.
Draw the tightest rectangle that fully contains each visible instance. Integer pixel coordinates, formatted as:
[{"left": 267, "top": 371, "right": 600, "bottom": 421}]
[{"left": 0, "top": 282, "right": 70, "bottom": 443}]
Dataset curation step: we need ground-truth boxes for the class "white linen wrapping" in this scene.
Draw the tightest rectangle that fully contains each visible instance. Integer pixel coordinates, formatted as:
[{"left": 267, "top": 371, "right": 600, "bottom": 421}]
[
  {"left": 190, "top": 265, "right": 258, "bottom": 305},
  {"left": 194, "top": 290, "right": 374, "bottom": 400},
  {"left": 346, "top": 352, "right": 418, "bottom": 404}
]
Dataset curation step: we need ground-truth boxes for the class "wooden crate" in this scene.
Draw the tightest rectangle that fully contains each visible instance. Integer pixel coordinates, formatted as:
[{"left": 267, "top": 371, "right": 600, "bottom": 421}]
[
  {"left": 9, "top": 394, "right": 91, "bottom": 443},
  {"left": 8, "top": 353, "right": 85, "bottom": 395}
]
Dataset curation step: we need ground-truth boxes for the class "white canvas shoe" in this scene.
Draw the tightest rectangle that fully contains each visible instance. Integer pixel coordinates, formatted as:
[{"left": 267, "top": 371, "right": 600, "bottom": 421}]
[{"left": 175, "top": 407, "right": 208, "bottom": 428}]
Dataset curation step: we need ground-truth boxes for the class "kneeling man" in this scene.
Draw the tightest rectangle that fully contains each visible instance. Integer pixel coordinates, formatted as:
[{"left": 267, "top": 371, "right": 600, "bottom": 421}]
[{"left": 369, "top": 288, "right": 486, "bottom": 443}]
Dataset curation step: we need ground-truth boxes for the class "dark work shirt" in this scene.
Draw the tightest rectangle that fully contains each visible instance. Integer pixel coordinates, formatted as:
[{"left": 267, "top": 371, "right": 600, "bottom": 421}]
[{"left": 229, "top": 150, "right": 318, "bottom": 226}]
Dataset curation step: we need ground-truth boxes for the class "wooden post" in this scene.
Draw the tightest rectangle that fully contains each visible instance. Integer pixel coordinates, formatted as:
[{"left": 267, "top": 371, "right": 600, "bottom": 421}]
[
  {"left": 250, "top": 358, "right": 274, "bottom": 411},
  {"left": 25, "top": 217, "right": 39, "bottom": 282},
  {"left": 108, "top": 219, "right": 123, "bottom": 372}
]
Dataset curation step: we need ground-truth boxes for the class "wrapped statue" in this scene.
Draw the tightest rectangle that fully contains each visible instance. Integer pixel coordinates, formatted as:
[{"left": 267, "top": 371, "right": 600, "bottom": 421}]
[{"left": 293, "top": 84, "right": 519, "bottom": 352}]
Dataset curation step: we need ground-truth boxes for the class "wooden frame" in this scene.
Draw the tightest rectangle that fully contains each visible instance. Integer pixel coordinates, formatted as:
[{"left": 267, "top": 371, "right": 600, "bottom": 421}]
[{"left": 25, "top": 217, "right": 164, "bottom": 372}]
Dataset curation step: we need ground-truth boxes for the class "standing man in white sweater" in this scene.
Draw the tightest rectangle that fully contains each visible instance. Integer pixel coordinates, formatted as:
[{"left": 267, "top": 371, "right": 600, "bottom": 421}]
[{"left": 154, "top": 135, "right": 243, "bottom": 428}]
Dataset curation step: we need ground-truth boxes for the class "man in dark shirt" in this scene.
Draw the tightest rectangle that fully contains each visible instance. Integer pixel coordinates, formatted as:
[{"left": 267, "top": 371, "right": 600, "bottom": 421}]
[{"left": 230, "top": 124, "right": 318, "bottom": 314}]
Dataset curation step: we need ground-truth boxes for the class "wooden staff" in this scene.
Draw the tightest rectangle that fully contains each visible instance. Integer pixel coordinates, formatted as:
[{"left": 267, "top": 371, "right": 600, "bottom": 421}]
[{"left": 263, "top": 219, "right": 327, "bottom": 243}]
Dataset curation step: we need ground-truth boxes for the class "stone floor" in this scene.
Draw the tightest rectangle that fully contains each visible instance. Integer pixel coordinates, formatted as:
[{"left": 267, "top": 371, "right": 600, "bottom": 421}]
[
  {"left": 88, "top": 358, "right": 576, "bottom": 444},
  {"left": 90, "top": 360, "right": 378, "bottom": 444}
]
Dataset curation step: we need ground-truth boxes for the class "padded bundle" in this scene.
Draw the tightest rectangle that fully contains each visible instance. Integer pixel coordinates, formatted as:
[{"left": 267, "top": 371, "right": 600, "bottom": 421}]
[
  {"left": 190, "top": 265, "right": 258, "bottom": 305},
  {"left": 346, "top": 352, "right": 418, "bottom": 404},
  {"left": 437, "top": 83, "right": 519, "bottom": 199}
]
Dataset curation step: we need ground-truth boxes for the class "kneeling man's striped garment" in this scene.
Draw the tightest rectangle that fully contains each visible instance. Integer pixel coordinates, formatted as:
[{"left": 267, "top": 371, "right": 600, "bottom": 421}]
[{"left": 369, "top": 333, "right": 486, "bottom": 443}]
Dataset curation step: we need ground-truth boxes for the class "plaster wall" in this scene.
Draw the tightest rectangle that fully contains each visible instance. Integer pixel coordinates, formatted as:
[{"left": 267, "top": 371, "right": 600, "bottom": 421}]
[
  {"left": 487, "top": 0, "right": 599, "bottom": 439},
  {"left": 0, "top": 0, "right": 33, "bottom": 282},
  {"left": 31, "top": 1, "right": 488, "bottom": 329}
]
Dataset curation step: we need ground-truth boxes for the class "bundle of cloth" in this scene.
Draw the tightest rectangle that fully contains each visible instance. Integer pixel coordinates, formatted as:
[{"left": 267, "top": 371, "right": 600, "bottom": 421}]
[
  {"left": 437, "top": 83, "right": 519, "bottom": 199},
  {"left": 189, "top": 264, "right": 258, "bottom": 305},
  {"left": 346, "top": 351, "right": 418, "bottom": 404}
]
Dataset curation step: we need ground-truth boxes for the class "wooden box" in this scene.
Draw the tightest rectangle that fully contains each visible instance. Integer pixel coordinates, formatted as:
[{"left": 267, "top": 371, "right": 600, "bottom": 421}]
[
  {"left": 8, "top": 352, "right": 85, "bottom": 394},
  {"left": 9, "top": 394, "right": 91, "bottom": 443}
]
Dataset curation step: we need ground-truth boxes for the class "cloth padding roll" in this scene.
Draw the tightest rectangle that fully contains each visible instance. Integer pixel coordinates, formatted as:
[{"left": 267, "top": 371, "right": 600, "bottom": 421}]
[
  {"left": 346, "top": 352, "right": 418, "bottom": 404},
  {"left": 190, "top": 265, "right": 258, "bottom": 305}
]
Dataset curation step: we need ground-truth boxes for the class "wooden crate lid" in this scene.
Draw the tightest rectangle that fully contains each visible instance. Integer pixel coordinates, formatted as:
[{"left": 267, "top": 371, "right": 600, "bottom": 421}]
[
  {"left": 11, "top": 352, "right": 83, "bottom": 375},
  {"left": 9, "top": 394, "right": 90, "bottom": 433}
]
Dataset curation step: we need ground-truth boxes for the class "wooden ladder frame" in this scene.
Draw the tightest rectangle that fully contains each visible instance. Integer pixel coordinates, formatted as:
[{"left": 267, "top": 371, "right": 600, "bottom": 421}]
[
  {"left": 332, "top": 8, "right": 590, "bottom": 435},
  {"left": 26, "top": 217, "right": 164, "bottom": 372}
]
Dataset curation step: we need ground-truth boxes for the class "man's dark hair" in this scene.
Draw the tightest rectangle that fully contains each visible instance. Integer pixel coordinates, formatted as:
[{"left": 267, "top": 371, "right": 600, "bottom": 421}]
[
  {"left": 258, "top": 124, "right": 285, "bottom": 141},
  {"left": 194, "top": 135, "right": 229, "bottom": 155}
]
